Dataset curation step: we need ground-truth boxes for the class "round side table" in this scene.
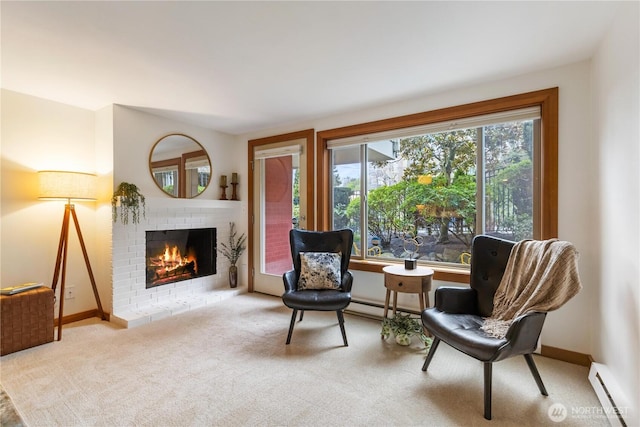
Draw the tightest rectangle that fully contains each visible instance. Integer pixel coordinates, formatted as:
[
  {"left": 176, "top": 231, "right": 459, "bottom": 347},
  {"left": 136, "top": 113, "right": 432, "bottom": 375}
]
[{"left": 382, "top": 265, "right": 434, "bottom": 318}]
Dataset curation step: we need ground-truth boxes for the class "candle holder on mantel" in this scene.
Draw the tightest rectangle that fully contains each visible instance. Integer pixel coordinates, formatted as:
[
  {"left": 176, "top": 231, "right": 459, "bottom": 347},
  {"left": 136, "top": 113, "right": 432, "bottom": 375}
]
[
  {"left": 219, "top": 175, "right": 228, "bottom": 200},
  {"left": 230, "top": 172, "right": 239, "bottom": 201},
  {"left": 230, "top": 183, "right": 238, "bottom": 201}
]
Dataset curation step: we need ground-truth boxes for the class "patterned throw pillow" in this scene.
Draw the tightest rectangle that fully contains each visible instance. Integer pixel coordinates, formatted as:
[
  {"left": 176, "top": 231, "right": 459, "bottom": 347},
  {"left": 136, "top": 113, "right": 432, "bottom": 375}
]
[{"left": 298, "top": 252, "right": 342, "bottom": 290}]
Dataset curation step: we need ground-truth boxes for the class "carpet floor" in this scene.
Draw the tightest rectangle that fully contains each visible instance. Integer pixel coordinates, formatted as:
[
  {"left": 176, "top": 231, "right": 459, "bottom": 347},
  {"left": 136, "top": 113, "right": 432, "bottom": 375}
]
[{"left": 0, "top": 293, "right": 606, "bottom": 426}]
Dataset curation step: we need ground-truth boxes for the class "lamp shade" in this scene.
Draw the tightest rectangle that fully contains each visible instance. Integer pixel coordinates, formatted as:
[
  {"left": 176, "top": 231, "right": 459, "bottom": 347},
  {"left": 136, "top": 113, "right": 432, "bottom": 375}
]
[{"left": 38, "top": 171, "right": 97, "bottom": 201}]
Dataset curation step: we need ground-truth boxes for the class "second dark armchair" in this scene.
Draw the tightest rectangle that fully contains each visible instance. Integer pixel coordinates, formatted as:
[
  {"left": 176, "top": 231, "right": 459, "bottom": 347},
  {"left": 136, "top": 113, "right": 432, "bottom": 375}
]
[{"left": 421, "top": 235, "right": 549, "bottom": 420}]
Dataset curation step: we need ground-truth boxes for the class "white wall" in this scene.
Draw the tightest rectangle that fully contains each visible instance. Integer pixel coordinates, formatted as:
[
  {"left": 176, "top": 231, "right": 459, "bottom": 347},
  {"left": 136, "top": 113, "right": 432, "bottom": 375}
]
[
  {"left": 0, "top": 89, "right": 105, "bottom": 315},
  {"left": 112, "top": 105, "right": 242, "bottom": 202},
  {"left": 592, "top": 2, "right": 639, "bottom": 422},
  {"left": 0, "top": 96, "right": 248, "bottom": 318},
  {"left": 94, "top": 105, "right": 115, "bottom": 312},
  {"left": 241, "top": 60, "right": 598, "bottom": 354},
  {"left": 110, "top": 105, "right": 248, "bottom": 289}
]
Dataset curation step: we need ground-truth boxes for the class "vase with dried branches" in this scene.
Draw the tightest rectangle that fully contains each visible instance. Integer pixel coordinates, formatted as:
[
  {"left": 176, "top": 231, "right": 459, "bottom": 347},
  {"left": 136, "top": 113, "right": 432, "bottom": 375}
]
[{"left": 219, "top": 222, "right": 247, "bottom": 288}]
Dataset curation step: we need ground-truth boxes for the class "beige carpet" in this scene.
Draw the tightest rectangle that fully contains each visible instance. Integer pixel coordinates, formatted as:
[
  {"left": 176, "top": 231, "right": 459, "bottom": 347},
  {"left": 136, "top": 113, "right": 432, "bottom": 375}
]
[{"left": 0, "top": 293, "right": 606, "bottom": 426}]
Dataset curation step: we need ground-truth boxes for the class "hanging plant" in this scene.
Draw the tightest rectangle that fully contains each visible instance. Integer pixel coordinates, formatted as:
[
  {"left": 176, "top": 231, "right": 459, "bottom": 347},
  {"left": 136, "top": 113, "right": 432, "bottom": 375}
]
[{"left": 112, "top": 182, "right": 146, "bottom": 225}]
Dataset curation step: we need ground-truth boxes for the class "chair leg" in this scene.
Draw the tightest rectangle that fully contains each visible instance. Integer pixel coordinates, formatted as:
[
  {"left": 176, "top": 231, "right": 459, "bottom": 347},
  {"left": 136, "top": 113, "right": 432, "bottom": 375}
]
[
  {"left": 421, "top": 337, "right": 441, "bottom": 371},
  {"left": 299, "top": 310, "right": 304, "bottom": 321},
  {"left": 286, "top": 309, "right": 298, "bottom": 345},
  {"left": 336, "top": 310, "right": 348, "bottom": 346},
  {"left": 484, "top": 362, "right": 492, "bottom": 420},
  {"left": 524, "top": 354, "right": 548, "bottom": 396}
]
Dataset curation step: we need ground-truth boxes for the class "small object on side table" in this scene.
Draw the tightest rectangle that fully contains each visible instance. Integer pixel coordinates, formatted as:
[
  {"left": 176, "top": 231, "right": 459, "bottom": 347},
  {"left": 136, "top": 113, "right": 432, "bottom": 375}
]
[
  {"left": 404, "top": 258, "right": 417, "bottom": 270},
  {"left": 0, "top": 282, "right": 43, "bottom": 295}
]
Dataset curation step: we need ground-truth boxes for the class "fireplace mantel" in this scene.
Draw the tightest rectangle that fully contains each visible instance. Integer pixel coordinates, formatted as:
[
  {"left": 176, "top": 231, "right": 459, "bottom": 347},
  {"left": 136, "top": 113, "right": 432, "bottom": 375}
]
[{"left": 145, "top": 197, "right": 242, "bottom": 210}]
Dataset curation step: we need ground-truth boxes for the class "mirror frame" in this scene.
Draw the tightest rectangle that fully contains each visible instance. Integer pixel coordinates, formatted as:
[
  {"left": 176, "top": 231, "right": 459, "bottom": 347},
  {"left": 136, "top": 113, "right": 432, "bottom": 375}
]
[{"left": 149, "top": 133, "right": 212, "bottom": 198}]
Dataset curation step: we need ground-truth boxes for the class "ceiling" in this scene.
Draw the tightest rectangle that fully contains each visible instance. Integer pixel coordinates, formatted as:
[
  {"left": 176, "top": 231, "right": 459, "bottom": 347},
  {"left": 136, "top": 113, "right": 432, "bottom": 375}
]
[{"left": 1, "top": 1, "right": 620, "bottom": 136}]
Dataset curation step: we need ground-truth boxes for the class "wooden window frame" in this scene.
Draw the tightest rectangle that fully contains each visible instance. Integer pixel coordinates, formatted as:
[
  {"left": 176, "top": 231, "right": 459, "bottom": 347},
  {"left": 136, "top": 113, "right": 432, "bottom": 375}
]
[
  {"left": 182, "top": 149, "right": 208, "bottom": 198},
  {"left": 316, "top": 88, "right": 558, "bottom": 283},
  {"left": 150, "top": 157, "right": 181, "bottom": 197}
]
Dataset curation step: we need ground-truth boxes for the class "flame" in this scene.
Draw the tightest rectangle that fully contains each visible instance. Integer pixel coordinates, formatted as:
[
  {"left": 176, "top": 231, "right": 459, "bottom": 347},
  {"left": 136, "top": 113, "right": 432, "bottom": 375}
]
[
  {"left": 162, "top": 245, "right": 179, "bottom": 263},
  {"left": 155, "top": 244, "right": 197, "bottom": 274}
]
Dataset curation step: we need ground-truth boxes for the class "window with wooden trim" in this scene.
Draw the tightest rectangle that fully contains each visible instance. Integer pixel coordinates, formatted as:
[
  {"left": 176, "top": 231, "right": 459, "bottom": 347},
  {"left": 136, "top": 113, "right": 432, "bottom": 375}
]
[{"left": 316, "top": 88, "right": 558, "bottom": 283}]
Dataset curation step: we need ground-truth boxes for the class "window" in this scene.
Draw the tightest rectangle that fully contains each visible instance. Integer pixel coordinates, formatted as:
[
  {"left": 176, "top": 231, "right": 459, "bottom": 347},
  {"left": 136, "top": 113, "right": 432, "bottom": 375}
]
[
  {"left": 151, "top": 159, "right": 180, "bottom": 197},
  {"left": 317, "top": 88, "right": 558, "bottom": 282},
  {"left": 150, "top": 150, "right": 210, "bottom": 198}
]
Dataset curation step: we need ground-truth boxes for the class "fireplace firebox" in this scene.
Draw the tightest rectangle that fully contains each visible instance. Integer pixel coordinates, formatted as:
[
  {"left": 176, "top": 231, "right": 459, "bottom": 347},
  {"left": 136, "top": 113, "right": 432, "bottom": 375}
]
[{"left": 145, "top": 228, "right": 216, "bottom": 288}]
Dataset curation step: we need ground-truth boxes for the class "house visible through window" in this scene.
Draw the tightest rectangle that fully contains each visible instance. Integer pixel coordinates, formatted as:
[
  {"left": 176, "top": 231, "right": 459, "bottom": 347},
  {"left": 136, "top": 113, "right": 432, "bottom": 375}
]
[{"left": 317, "top": 88, "right": 557, "bottom": 279}]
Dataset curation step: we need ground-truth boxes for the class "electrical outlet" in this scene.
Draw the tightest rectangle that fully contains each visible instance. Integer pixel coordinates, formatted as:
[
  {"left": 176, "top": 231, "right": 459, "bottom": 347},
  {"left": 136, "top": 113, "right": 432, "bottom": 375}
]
[{"left": 65, "top": 286, "right": 76, "bottom": 300}]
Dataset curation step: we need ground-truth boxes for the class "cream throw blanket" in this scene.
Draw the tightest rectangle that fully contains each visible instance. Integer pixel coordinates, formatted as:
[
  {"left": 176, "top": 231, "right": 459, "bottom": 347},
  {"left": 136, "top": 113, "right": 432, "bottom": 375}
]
[{"left": 481, "top": 239, "right": 582, "bottom": 338}]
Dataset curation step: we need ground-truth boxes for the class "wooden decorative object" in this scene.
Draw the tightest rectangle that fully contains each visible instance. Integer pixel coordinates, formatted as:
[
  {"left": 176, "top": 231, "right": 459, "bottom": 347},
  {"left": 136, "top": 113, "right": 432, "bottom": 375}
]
[
  {"left": 230, "top": 173, "right": 239, "bottom": 200},
  {"left": 231, "top": 183, "right": 238, "bottom": 201}
]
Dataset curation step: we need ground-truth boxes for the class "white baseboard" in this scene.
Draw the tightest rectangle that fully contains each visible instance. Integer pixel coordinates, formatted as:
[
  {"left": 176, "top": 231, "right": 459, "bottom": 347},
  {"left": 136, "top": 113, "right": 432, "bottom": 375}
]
[{"left": 588, "top": 362, "right": 634, "bottom": 426}]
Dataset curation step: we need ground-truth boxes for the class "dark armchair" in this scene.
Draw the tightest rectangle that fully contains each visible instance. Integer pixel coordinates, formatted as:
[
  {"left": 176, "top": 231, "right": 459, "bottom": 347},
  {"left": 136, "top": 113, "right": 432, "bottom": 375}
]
[
  {"left": 421, "top": 235, "right": 548, "bottom": 420},
  {"left": 282, "top": 229, "right": 354, "bottom": 346}
]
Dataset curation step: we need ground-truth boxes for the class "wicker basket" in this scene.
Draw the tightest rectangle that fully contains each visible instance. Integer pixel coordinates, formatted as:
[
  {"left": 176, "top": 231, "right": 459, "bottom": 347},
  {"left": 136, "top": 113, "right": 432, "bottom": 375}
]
[{"left": 1, "top": 287, "right": 54, "bottom": 355}]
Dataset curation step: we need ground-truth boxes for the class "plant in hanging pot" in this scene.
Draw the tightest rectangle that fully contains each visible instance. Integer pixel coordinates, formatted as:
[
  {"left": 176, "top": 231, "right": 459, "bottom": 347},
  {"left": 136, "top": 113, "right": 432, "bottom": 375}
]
[
  {"left": 112, "top": 182, "right": 146, "bottom": 225},
  {"left": 219, "top": 222, "right": 247, "bottom": 288},
  {"left": 381, "top": 313, "right": 423, "bottom": 346}
]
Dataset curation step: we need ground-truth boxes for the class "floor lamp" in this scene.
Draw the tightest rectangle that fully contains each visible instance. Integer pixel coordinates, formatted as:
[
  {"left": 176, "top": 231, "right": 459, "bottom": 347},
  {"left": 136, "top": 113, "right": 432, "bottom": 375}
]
[{"left": 38, "top": 171, "right": 106, "bottom": 340}]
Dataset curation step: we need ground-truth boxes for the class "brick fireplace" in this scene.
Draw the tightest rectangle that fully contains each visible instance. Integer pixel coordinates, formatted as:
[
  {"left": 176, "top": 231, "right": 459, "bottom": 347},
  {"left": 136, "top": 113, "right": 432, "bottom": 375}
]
[{"left": 111, "top": 198, "right": 244, "bottom": 328}]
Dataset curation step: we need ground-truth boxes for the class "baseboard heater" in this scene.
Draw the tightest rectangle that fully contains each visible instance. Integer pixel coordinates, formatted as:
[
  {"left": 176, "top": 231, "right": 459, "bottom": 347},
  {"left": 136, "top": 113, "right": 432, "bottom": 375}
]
[
  {"left": 347, "top": 298, "right": 421, "bottom": 320},
  {"left": 588, "top": 363, "right": 630, "bottom": 427}
]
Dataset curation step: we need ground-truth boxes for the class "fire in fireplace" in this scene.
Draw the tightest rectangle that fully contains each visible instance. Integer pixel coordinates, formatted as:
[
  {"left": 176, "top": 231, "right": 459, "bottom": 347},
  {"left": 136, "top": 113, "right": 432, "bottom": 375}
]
[{"left": 146, "top": 228, "right": 216, "bottom": 288}]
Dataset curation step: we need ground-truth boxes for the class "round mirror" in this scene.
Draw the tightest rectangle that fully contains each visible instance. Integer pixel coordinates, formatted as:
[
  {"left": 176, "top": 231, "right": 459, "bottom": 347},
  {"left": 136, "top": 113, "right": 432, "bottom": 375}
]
[{"left": 149, "top": 134, "right": 211, "bottom": 198}]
